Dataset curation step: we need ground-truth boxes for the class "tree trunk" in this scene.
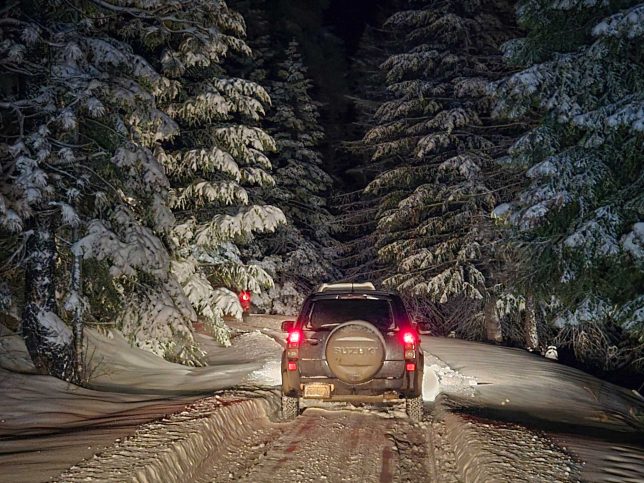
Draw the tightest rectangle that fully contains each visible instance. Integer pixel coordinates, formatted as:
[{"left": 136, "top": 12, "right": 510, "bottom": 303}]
[
  {"left": 21, "top": 214, "right": 74, "bottom": 380},
  {"left": 524, "top": 293, "right": 539, "bottom": 350},
  {"left": 71, "top": 226, "right": 84, "bottom": 383},
  {"left": 484, "top": 297, "right": 502, "bottom": 343}
]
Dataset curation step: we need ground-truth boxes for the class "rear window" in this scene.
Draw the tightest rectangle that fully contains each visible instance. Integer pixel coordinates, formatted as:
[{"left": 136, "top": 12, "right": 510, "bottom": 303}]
[{"left": 305, "top": 298, "right": 395, "bottom": 331}]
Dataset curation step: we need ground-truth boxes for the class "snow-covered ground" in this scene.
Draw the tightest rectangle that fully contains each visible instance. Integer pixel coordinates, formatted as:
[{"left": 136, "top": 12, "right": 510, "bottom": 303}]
[
  {"left": 0, "top": 322, "right": 282, "bottom": 483},
  {"left": 2, "top": 317, "right": 643, "bottom": 482},
  {"left": 424, "top": 337, "right": 644, "bottom": 482}
]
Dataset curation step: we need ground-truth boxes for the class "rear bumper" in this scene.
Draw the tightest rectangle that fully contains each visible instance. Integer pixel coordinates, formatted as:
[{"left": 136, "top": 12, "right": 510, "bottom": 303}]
[{"left": 281, "top": 352, "right": 424, "bottom": 399}]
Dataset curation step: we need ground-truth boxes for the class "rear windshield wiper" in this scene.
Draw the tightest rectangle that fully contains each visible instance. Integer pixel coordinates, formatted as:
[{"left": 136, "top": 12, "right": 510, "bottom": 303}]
[{"left": 304, "top": 323, "right": 339, "bottom": 330}]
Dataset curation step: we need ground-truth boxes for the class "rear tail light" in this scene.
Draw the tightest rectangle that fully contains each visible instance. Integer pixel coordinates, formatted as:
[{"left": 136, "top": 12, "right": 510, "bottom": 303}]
[
  {"left": 402, "top": 331, "right": 416, "bottom": 346},
  {"left": 286, "top": 329, "right": 302, "bottom": 364},
  {"left": 287, "top": 330, "right": 302, "bottom": 346},
  {"left": 402, "top": 330, "right": 418, "bottom": 364},
  {"left": 402, "top": 330, "right": 417, "bottom": 351},
  {"left": 239, "top": 291, "right": 251, "bottom": 313}
]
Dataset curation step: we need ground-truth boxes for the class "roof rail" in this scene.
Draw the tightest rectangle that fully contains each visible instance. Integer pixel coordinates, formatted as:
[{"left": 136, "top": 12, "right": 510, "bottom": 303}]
[{"left": 317, "top": 282, "right": 376, "bottom": 293}]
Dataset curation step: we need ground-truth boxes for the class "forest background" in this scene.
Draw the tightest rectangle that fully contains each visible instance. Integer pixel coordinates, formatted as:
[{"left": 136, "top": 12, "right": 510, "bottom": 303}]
[{"left": 1, "top": 0, "right": 641, "bottom": 389}]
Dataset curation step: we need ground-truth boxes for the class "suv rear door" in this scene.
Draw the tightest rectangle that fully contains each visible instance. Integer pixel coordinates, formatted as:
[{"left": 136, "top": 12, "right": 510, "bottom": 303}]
[{"left": 297, "top": 295, "right": 406, "bottom": 378}]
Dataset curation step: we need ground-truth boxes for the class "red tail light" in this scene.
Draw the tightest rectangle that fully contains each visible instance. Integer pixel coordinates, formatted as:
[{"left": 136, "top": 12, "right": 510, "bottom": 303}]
[
  {"left": 402, "top": 330, "right": 418, "bottom": 360},
  {"left": 286, "top": 329, "right": 302, "bottom": 365},
  {"left": 287, "top": 330, "right": 301, "bottom": 345},
  {"left": 402, "top": 331, "right": 416, "bottom": 346},
  {"left": 239, "top": 291, "right": 251, "bottom": 313}
]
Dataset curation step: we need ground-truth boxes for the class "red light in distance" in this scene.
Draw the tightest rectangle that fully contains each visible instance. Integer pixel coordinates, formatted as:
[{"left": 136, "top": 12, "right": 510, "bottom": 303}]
[{"left": 239, "top": 291, "right": 251, "bottom": 302}]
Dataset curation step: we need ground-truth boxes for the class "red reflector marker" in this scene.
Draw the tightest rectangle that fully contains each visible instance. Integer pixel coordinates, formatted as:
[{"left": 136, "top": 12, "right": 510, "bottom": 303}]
[
  {"left": 287, "top": 361, "right": 298, "bottom": 371},
  {"left": 406, "top": 362, "right": 416, "bottom": 372},
  {"left": 287, "top": 331, "right": 301, "bottom": 344}
]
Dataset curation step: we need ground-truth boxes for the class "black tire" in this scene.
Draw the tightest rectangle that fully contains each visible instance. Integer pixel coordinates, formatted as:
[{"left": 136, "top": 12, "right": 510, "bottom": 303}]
[
  {"left": 406, "top": 395, "right": 423, "bottom": 422},
  {"left": 282, "top": 395, "right": 299, "bottom": 420}
]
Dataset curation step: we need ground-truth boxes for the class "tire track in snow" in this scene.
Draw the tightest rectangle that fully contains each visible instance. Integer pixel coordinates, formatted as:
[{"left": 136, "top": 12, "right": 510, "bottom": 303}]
[
  {"left": 56, "top": 395, "right": 453, "bottom": 483},
  {"left": 213, "top": 407, "right": 440, "bottom": 483},
  {"left": 56, "top": 390, "right": 576, "bottom": 483}
]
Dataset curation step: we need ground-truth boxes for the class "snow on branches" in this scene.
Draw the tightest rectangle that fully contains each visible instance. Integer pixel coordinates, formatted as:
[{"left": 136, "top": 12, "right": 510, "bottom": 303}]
[
  {"left": 490, "top": 0, "right": 644, "bottom": 365},
  {"left": 361, "top": 0, "right": 521, "bottom": 328},
  {"left": 0, "top": 0, "right": 288, "bottom": 369}
]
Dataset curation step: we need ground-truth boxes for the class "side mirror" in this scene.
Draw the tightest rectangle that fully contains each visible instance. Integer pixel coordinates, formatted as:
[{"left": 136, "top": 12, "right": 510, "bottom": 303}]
[{"left": 281, "top": 320, "right": 296, "bottom": 332}]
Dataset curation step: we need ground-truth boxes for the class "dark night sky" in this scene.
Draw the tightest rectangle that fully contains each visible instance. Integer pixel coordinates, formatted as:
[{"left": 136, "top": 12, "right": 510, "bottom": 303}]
[
  {"left": 323, "top": 0, "right": 386, "bottom": 54},
  {"left": 248, "top": 0, "right": 390, "bottom": 184},
  {"left": 315, "top": 0, "right": 390, "bottom": 182}
]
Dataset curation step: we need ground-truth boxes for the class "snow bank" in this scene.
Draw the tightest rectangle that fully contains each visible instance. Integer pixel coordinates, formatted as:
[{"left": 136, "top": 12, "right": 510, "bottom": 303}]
[
  {"left": 0, "top": 366, "right": 201, "bottom": 483},
  {"left": 56, "top": 391, "right": 280, "bottom": 483},
  {"left": 423, "top": 336, "right": 644, "bottom": 482},
  {"left": 423, "top": 337, "right": 643, "bottom": 430},
  {"left": 0, "top": 323, "right": 37, "bottom": 374},
  {"left": 436, "top": 397, "right": 580, "bottom": 482},
  {"left": 0, "top": 324, "right": 282, "bottom": 482},
  {"left": 83, "top": 329, "right": 263, "bottom": 394},
  {"left": 0, "top": 367, "right": 198, "bottom": 438},
  {"left": 1, "top": 323, "right": 273, "bottom": 395}
]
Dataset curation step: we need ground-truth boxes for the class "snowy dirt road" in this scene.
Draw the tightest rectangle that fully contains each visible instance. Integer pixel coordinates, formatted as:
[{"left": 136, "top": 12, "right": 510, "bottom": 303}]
[
  {"left": 196, "top": 405, "right": 457, "bottom": 483},
  {"left": 56, "top": 393, "right": 580, "bottom": 483},
  {"left": 4, "top": 316, "right": 642, "bottom": 482}
]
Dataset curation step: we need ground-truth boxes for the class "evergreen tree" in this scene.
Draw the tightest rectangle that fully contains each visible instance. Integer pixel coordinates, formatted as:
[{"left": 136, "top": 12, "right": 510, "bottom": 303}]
[
  {"left": 1, "top": 0, "right": 287, "bottom": 376},
  {"left": 227, "top": 1, "right": 341, "bottom": 311},
  {"left": 250, "top": 41, "right": 338, "bottom": 313},
  {"left": 360, "top": 0, "right": 522, "bottom": 338},
  {"left": 493, "top": 0, "right": 643, "bottom": 370},
  {"left": 0, "top": 0, "right": 197, "bottom": 375},
  {"left": 335, "top": 23, "right": 395, "bottom": 285},
  {"left": 110, "top": 0, "right": 286, "bottom": 344}
]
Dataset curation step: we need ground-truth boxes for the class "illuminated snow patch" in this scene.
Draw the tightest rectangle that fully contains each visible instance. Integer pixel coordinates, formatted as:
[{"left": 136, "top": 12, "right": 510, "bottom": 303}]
[{"left": 245, "top": 359, "right": 281, "bottom": 386}]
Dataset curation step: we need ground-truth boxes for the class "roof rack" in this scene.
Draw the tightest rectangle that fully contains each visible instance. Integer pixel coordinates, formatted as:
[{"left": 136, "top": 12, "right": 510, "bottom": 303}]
[{"left": 317, "top": 282, "right": 376, "bottom": 293}]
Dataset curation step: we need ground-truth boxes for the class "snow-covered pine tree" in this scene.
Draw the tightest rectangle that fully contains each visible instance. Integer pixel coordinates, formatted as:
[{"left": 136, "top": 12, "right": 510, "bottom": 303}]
[
  {"left": 0, "top": 0, "right": 201, "bottom": 376},
  {"left": 248, "top": 40, "right": 339, "bottom": 313},
  {"left": 493, "top": 0, "right": 643, "bottom": 370},
  {"left": 361, "top": 0, "right": 522, "bottom": 338},
  {"left": 225, "top": 1, "right": 341, "bottom": 312},
  {"left": 111, "top": 0, "right": 286, "bottom": 342}
]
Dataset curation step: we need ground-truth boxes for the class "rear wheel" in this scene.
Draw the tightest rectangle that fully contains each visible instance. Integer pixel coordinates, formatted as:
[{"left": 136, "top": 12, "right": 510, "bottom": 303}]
[
  {"left": 406, "top": 395, "right": 423, "bottom": 422},
  {"left": 281, "top": 395, "right": 299, "bottom": 420}
]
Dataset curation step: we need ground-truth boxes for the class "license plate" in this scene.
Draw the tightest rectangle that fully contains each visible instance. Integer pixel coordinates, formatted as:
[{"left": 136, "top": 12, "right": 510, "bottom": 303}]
[{"left": 303, "top": 383, "right": 332, "bottom": 399}]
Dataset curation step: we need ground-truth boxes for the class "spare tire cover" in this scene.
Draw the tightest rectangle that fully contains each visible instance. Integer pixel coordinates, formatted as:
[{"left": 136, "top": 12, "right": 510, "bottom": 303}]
[{"left": 325, "top": 320, "right": 386, "bottom": 384}]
